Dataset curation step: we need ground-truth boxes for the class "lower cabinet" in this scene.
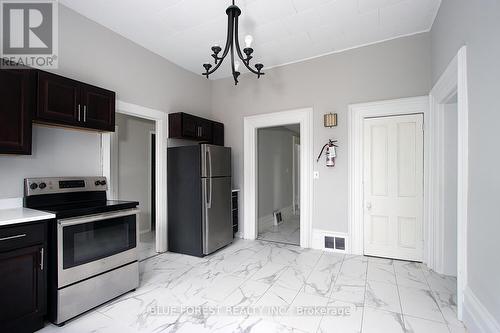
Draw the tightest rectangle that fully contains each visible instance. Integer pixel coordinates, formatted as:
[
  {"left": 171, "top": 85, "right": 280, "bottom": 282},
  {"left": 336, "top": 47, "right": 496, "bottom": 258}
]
[{"left": 0, "top": 222, "right": 47, "bottom": 333}]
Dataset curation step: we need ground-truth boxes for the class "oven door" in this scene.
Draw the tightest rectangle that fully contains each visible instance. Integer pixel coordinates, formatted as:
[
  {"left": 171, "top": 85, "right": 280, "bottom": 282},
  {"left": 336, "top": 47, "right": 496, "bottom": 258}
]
[{"left": 57, "top": 209, "right": 139, "bottom": 288}]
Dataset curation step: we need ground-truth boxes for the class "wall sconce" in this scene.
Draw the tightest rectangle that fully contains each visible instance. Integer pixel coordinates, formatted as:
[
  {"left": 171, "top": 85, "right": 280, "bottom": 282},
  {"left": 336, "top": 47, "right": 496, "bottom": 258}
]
[{"left": 324, "top": 113, "right": 338, "bottom": 128}]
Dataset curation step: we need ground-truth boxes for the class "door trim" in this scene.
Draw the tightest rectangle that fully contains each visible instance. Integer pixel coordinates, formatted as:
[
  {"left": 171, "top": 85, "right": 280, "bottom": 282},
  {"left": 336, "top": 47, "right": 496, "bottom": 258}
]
[
  {"left": 243, "top": 108, "right": 313, "bottom": 248},
  {"left": 348, "top": 96, "right": 429, "bottom": 256},
  {"left": 428, "top": 46, "right": 469, "bottom": 319},
  {"left": 101, "top": 100, "right": 168, "bottom": 253}
]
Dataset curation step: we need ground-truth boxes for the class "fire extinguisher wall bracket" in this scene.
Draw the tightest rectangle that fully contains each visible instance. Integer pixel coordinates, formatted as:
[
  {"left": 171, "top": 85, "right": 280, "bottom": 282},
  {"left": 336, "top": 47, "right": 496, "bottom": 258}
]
[{"left": 316, "top": 139, "right": 338, "bottom": 167}]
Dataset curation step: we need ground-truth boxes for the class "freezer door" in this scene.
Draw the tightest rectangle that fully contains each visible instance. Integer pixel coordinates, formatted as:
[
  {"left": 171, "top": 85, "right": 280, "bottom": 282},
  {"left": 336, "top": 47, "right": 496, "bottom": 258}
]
[
  {"left": 201, "top": 144, "right": 231, "bottom": 178},
  {"left": 202, "top": 177, "right": 233, "bottom": 255}
]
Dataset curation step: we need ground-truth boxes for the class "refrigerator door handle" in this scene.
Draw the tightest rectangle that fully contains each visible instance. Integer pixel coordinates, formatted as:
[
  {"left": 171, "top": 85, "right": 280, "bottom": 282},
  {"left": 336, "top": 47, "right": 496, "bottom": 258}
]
[
  {"left": 207, "top": 146, "right": 213, "bottom": 178},
  {"left": 207, "top": 178, "right": 212, "bottom": 209}
]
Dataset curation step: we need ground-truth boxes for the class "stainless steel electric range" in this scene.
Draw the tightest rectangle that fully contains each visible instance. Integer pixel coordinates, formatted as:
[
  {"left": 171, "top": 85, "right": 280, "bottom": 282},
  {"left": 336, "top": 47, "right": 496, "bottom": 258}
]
[{"left": 24, "top": 177, "right": 140, "bottom": 325}]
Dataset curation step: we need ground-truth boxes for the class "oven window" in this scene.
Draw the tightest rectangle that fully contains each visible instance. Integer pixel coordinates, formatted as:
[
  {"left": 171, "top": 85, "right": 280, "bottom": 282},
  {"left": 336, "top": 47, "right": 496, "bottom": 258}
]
[{"left": 63, "top": 214, "right": 136, "bottom": 269}]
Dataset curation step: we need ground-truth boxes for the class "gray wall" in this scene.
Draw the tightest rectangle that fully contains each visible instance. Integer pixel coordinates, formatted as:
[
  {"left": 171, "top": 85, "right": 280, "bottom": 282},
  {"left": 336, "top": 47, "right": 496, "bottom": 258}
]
[
  {"left": 116, "top": 114, "right": 155, "bottom": 233},
  {"left": 211, "top": 33, "right": 431, "bottom": 234},
  {"left": 0, "top": 5, "right": 211, "bottom": 199},
  {"left": 431, "top": 0, "right": 500, "bottom": 321},
  {"left": 257, "top": 126, "right": 297, "bottom": 219},
  {"left": 0, "top": 125, "right": 101, "bottom": 198}
]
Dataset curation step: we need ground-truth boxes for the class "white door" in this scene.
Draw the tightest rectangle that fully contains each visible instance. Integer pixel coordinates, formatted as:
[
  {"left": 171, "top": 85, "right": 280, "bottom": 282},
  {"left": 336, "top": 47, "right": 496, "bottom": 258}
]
[{"left": 363, "top": 114, "right": 424, "bottom": 261}]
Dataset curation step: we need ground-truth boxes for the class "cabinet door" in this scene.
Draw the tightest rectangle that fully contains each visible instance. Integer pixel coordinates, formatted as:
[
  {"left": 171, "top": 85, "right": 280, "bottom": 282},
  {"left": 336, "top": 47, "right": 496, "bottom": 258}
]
[
  {"left": 0, "top": 67, "right": 33, "bottom": 155},
  {"left": 0, "top": 245, "right": 45, "bottom": 330},
  {"left": 212, "top": 122, "right": 224, "bottom": 146},
  {"left": 196, "top": 119, "right": 213, "bottom": 142},
  {"left": 81, "top": 85, "right": 115, "bottom": 131},
  {"left": 37, "top": 71, "right": 80, "bottom": 126},
  {"left": 181, "top": 113, "right": 198, "bottom": 138}
]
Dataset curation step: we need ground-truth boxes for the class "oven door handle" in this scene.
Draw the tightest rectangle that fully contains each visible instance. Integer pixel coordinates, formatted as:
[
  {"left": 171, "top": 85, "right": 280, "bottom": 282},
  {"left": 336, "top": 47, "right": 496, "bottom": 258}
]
[{"left": 57, "top": 208, "right": 140, "bottom": 227}]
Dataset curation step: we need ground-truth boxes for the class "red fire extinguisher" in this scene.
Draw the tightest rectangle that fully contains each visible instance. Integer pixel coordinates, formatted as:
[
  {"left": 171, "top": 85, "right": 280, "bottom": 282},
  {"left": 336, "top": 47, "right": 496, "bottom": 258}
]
[{"left": 317, "top": 139, "right": 338, "bottom": 167}]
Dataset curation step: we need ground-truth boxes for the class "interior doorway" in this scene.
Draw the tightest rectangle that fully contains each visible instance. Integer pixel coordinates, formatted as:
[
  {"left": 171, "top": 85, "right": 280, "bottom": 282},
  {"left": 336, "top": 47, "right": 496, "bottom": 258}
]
[
  {"left": 102, "top": 100, "right": 168, "bottom": 255},
  {"left": 243, "top": 108, "right": 313, "bottom": 248},
  {"left": 115, "top": 114, "right": 157, "bottom": 261},
  {"left": 256, "top": 124, "right": 300, "bottom": 246}
]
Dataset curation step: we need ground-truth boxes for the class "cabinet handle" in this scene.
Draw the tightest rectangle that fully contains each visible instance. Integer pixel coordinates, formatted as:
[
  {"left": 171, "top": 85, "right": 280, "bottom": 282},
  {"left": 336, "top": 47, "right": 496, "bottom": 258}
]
[
  {"left": 0, "top": 234, "right": 27, "bottom": 241},
  {"left": 78, "top": 104, "right": 81, "bottom": 121},
  {"left": 40, "top": 248, "right": 44, "bottom": 271},
  {"left": 84, "top": 105, "right": 87, "bottom": 122}
]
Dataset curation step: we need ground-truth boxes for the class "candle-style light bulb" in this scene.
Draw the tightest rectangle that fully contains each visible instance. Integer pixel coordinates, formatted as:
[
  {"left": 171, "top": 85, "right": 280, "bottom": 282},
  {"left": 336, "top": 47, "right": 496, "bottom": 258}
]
[
  {"left": 234, "top": 60, "right": 240, "bottom": 72},
  {"left": 244, "top": 35, "right": 253, "bottom": 48}
]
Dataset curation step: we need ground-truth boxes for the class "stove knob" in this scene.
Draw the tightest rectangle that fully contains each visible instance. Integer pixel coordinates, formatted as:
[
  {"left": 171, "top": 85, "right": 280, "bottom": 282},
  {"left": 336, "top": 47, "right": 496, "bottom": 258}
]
[
  {"left": 95, "top": 180, "right": 100, "bottom": 186},
  {"left": 100, "top": 180, "right": 107, "bottom": 186},
  {"left": 39, "top": 182, "right": 47, "bottom": 189},
  {"left": 30, "top": 183, "right": 38, "bottom": 190}
]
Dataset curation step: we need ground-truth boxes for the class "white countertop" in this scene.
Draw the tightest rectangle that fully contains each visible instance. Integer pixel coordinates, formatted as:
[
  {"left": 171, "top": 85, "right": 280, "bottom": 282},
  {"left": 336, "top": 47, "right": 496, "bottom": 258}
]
[{"left": 0, "top": 208, "right": 55, "bottom": 227}]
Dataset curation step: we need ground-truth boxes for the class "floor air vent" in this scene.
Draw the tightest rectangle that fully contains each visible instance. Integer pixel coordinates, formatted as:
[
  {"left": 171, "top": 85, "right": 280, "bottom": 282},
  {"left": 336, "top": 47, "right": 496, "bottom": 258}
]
[
  {"left": 273, "top": 211, "right": 283, "bottom": 226},
  {"left": 324, "top": 236, "right": 346, "bottom": 252}
]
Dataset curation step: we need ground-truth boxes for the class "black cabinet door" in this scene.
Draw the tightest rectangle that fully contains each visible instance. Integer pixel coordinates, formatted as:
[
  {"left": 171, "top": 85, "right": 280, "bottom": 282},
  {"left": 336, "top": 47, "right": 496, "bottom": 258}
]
[
  {"left": 181, "top": 113, "right": 198, "bottom": 139},
  {"left": 36, "top": 71, "right": 80, "bottom": 126},
  {"left": 212, "top": 122, "right": 224, "bottom": 146},
  {"left": 0, "top": 67, "right": 33, "bottom": 154},
  {"left": 81, "top": 85, "right": 115, "bottom": 131},
  {"left": 0, "top": 245, "right": 45, "bottom": 332}
]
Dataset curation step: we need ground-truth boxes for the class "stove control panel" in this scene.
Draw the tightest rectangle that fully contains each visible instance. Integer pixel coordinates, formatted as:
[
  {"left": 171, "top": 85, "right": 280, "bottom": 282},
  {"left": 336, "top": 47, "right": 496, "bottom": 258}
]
[{"left": 24, "top": 177, "right": 108, "bottom": 196}]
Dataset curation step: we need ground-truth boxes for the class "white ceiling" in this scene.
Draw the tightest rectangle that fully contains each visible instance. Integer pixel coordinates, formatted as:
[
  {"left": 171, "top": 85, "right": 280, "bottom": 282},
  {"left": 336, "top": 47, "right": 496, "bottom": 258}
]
[{"left": 60, "top": 0, "right": 441, "bottom": 79}]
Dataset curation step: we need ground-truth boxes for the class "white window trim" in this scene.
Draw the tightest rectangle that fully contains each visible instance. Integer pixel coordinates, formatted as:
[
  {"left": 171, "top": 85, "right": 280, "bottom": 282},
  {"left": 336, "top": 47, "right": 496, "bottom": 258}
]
[
  {"left": 243, "top": 108, "right": 313, "bottom": 248},
  {"left": 101, "top": 100, "right": 168, "bottom": 252}
]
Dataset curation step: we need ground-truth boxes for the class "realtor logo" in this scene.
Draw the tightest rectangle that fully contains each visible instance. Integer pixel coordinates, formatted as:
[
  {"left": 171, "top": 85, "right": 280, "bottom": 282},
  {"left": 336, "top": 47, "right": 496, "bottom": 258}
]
[{"left": 1, "top": 0, "right": 58, "bottom": 68}]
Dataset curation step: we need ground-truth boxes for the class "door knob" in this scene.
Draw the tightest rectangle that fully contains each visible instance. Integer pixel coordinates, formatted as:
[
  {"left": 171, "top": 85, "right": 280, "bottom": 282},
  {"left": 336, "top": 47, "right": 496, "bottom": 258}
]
[{"left": 366, "top": 202, "right": 372, "bottom": 210}]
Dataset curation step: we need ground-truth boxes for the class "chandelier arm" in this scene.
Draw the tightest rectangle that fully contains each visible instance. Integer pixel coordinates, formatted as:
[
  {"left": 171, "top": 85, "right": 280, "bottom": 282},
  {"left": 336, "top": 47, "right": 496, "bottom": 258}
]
[
  {"left": 234, "top": 16, "right": 261, "bottom": 75},
  {"left": 205, "top": 12, "right": 234, "bottom": 76}
]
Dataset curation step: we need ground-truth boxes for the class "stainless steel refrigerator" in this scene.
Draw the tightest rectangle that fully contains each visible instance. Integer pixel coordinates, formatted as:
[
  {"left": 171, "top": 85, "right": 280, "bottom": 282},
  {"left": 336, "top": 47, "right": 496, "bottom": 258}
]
[{"left": 167, "top": 144, "right": 232, "bottom": 257}]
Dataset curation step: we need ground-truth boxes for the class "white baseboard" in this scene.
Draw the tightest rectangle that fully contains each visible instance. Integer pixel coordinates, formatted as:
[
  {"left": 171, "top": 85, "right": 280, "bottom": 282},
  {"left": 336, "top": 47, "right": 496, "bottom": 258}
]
[
  {"left": 463, "top": 287, "right": 500, "bottom": 333},
  {"left": 281, "top": 205, "right": 294, "bottom": 220},
  {"left": 140, "top": 227, "right": 152, "bottom": 235},
  {"left": 311, "top": 229, "right": 348, "bottom": 253},
  {"left": 0, "top": 197, "right": 23, "bottom": 209},
  {"left": 258, "top": 214, "right": 274, "bottom": 233}
]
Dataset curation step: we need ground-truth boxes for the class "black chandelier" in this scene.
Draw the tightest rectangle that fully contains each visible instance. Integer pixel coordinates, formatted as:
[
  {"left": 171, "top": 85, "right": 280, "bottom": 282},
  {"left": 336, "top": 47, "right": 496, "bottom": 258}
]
[{"left": 202, "top": 0, "right": 264, "bottom": 85}]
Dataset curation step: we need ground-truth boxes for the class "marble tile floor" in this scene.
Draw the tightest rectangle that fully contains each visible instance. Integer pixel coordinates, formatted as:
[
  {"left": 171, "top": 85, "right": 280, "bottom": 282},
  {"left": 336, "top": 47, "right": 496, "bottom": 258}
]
[
  {"left": 37, "top": 238, "right": 466, "bottom": 333},
  {"left": 258, "top": 215, "right": 300, "bottom": 246}
]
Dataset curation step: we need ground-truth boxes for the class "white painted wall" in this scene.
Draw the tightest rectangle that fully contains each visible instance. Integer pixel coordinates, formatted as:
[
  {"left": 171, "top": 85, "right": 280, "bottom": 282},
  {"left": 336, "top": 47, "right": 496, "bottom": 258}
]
[
  {"left": 431, "top": 0, "right": 500, "bottom": 322},
  {"left": 116, "top": 114, "right": 155, "bottom": 233},
  {"left": 257, "top": 126, "right": 297, "bottom": 220},
  {"left": 211, "top": 33, "right": 431, "bottom": 234},
  {"left": 0, "top": 125, "right": 101, "bottom": 198},
  {"left": 443, "top": 102, "right": 458, "bottom": 277},
  {"left": 0, "top": 4, "right": 211, "bottom": 200}
]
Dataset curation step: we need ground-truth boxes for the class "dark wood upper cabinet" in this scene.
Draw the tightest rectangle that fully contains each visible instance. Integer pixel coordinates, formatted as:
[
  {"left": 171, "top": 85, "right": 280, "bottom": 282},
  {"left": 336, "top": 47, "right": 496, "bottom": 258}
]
[
  {"left": 212, "top": 122, "right": 224, "bottom": 146},
  {"left": 35, "top": 71, "right": 115, "bottom": 132},
  {"left": 169, "top": 112, "right": 224, "bottom": 146},
  {"left": 36, "top": 71, "right": 80, "bottom": 126},
  {"left": 81, "top": 85, "right": 115, "bottom": 131},
  {"left": 0, "top": 66, "right": 34, "bottom": 155}
]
